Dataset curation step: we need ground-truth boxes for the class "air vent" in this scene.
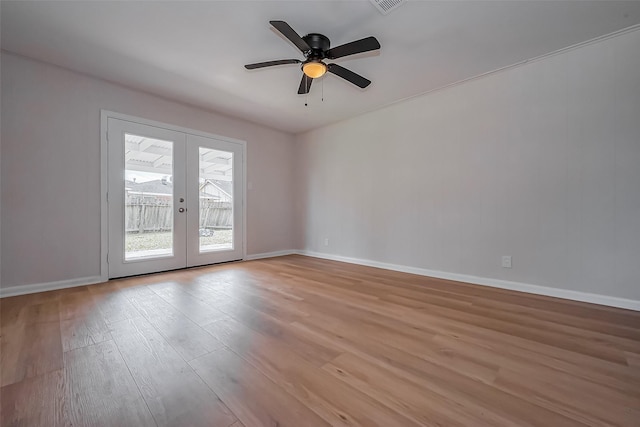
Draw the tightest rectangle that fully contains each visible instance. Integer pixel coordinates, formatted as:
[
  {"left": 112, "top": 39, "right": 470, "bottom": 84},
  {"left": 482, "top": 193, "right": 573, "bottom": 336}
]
[{"left": 369, "top": 0, "right": 405, "bottom": 15}]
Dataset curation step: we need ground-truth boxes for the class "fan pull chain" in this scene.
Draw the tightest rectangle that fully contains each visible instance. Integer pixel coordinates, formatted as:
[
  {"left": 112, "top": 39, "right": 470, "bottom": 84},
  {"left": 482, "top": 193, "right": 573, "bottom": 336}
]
[
  {"left": 305, "top": 74, "right": 309, "bottom": 107},
  {"left": 322, "top": 77, "right": 324, "bottom": 102}
]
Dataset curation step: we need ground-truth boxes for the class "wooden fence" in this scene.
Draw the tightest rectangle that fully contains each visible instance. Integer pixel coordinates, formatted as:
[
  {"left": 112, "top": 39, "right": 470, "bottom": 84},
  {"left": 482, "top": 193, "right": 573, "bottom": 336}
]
[{"left": 125, "top": 197, "right": 232, "bottom": 233}]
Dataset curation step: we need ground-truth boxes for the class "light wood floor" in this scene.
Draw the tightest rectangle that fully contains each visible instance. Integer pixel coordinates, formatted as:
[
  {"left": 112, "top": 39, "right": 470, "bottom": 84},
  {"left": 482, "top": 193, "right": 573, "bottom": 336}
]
[{"left": 1, "top": 255, "right": 639, "bottom": 427}]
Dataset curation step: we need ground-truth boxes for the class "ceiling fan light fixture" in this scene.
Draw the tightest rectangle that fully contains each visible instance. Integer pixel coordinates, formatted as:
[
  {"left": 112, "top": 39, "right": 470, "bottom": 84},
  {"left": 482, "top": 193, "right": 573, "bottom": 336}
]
[
  {"left": 245, "top": 21, "right": 380, "bottom": 94},
  {"left": 302, "top": 61, "right": 327, "bottom": 79}
]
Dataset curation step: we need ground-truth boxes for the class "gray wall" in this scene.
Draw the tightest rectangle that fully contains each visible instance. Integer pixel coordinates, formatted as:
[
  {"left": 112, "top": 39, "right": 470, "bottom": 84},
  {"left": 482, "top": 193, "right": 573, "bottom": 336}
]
[
  {"left": 1, "top": 52, "right": 296, "bottom": 289},
  {"left": 295, "top": 29, "right": 640, "bottom": 300},
  {"left": 3, "top": 29, "right": 639, "bottom": 303}
]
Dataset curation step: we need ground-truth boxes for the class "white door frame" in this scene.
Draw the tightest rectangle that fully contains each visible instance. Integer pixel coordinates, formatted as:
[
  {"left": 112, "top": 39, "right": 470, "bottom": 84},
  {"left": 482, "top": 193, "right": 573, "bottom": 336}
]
[{"left": 99, "top": 110, "right": 247, "bottom": 282}]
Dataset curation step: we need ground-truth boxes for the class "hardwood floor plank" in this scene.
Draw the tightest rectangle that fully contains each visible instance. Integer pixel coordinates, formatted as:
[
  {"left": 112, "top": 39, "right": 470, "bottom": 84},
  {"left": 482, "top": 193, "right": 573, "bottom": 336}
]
[
  {"left": 290, "top": 320, "right": 585, "bottom": 427},
  {"left": 1, "top": 290, "right": 77, "bottom": 328},
  {"left": 432, "top": 333, "right": 640, "bottom": 397},
  {"left": 627, "top": 351, "right": 640, "bottom": 370},
  {"left": 60, "top": 316, "right": 112, "bottom": 353},
  {"left": 291, "top": 285, "right": 638, "bottom": 382},
  {"left": 493, "top": 367, "right": 640, "bottom": 426},
  {"left": 1, "top": 320, "right": 63, "bottom": 387},
  {"left": 302, "top": 291, "right": 640, "bottom": 393},
  {"left": 322, "top": 353, "right": 504, "bottom": 427},
  {"left": 22, "top": 301, "right": 60, "bottom": 324},
  {"left": 424, "top": 315, "right": 640, "bottom": 383},
  {"left": 63, "top": 340, "right": 156, "bottom": 427},
  {"left": 418, "top": 300, "right": 640, "bottom": 358},
  {"left": 278, "top": 255, "right": 640, "bottom": 325},
  {"left": 307, "top": 280, "right": 629, "bottom": 364},
  {"left": 214, "top": 298, "right": 341, "bottom": 366},
  {"left": 190, "top": 347, "right": 331, "bottom": 427},
  {"left": 90, "top": 290, "right": 141, "bottom": 324},
  {"left": 0, "top": 370, "right": 70, "bottom": 427},
  {"left": 293, "top": 297, "right": 501, "bottom": 383},
  {"left": 127, "top": 291, "right": 225, "bottom": 361},
  {"left": 1, "top": 295, "right": 39, "bottom": 328},
  {"left": 148, "top": 281, "right": 228, "bottom": 326},
  {"left": 59, "top": 289, "right": 99, "bottom": 321},
  {"left": 0, "top": 324, "right": 23, "bottom": 387},
  {"left": 210, "top": 282, "right": 312, "bottom": 323},
  {"left": 56, "top": 288, "right": 113, "bottom": 352},
  {"left": 109, "top": 317, "right": 237, "bottom": 427},
  {"left": 2, "top": 255, "right": 639, "bottom": 426},
  {"left": 471, "top": 297, "right": 640, "bottom": 341},
  {"left": 204, "top": 317, "right": 423, "bottom": 426}
]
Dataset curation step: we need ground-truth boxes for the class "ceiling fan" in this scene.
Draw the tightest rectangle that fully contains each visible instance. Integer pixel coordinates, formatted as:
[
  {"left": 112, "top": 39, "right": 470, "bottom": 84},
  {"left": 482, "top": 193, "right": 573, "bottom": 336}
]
[{"left": 245, "top": 20, "right": 381, "bottom": 94}]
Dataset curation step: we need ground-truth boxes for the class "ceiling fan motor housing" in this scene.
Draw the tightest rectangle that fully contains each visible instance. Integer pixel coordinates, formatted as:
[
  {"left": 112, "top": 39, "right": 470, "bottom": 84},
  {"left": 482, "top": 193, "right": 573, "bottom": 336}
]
[{"left": 302, "top": 33, "right": 330, "bottom": 60}]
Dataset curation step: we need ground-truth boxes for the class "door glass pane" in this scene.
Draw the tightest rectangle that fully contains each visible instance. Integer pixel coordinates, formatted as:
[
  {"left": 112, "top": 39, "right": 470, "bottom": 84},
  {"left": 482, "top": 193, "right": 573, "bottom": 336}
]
[
  {"left": 199, "top": 147, "right": 233, "bottom": 252},
  {"left": 124, "top": 134, "right": 174, "bottom": 260}
]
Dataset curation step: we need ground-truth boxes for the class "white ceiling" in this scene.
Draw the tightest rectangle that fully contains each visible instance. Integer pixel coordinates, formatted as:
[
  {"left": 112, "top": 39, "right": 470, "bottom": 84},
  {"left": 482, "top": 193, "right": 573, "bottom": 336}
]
[{"left": 2, "top": 1, "right": 640, "bottom": 134}]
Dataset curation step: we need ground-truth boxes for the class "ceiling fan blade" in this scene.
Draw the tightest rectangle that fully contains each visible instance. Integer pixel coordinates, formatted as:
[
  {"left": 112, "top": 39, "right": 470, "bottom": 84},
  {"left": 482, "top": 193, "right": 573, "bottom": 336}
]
[
  {"left": 270, "top": 20, "right": 311, "bottom": 53},
  {"left": 327, "top": 64, "right": 371, "bottom": 88},
  {"left": 245, "top": 59, "right": 301, "bottom": 70},
  {"left": 326, "top": 36, "right": 380, "bottom": 59},
  {"left": 298, "top": 74, "right": 313, "bottom": 94}
]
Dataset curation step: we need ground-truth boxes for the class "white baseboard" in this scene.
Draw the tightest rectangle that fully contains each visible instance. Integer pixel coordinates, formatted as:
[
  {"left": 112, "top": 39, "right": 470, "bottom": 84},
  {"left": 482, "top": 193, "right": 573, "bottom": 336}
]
[
  {"left": 0, "top": 250, "right": 299, "bottom": 298},
  {"left": 245, "top": 249, "right": 299, "bottom": 261},
  {"left": 3, "top": 251, "right": 638, "bottom": 312},
  {"left": 0, "top": 276, "right": 105, "bottom": 298},
  {"left": 299, "top": 250, "right": 640, "bottom": 312}
]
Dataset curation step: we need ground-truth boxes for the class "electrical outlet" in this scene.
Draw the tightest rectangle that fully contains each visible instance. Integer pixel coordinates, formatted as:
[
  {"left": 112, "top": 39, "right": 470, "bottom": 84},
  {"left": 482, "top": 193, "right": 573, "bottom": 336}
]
[
  {"left": 323, "top": 238, "right": 329, "bottom": 246},
  {"left": 502, "top": 256, "right": 512, "bottom": 268}
]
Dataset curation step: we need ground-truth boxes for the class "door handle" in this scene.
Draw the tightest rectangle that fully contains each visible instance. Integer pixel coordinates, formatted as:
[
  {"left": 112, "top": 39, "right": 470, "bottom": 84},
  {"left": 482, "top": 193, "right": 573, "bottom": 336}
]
[{"left": 178, "top": 208, "right": 186, "bottom": 213}]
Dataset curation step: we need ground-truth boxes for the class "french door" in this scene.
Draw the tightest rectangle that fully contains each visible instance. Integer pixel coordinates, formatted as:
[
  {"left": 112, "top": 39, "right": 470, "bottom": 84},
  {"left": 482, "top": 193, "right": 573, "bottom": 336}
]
[{"left": 107, "top": 116, "right": 244, "bottom": 278}]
